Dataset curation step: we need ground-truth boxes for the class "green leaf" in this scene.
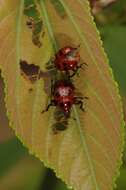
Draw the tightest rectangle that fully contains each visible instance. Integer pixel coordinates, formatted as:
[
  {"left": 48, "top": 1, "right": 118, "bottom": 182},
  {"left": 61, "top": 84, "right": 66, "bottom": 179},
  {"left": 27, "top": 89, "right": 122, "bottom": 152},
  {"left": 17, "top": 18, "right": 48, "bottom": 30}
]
[
  {"left": 0, "top": 156, "right": 44, "bottom": 190},
  {"left": 0, "top": 137, "right": 27, "bottom": 176},
  {"left": 99, "top": 25, "right": 126, "bottom": 95},
  {"left": 0, "top": 74, "right": 12, "bottom": 142},
  {"left": 116, "top": 166, "right": 126, "bottom": 190},
  {"left": 0, "top": 1, "right": 125, "bottom": 190}
]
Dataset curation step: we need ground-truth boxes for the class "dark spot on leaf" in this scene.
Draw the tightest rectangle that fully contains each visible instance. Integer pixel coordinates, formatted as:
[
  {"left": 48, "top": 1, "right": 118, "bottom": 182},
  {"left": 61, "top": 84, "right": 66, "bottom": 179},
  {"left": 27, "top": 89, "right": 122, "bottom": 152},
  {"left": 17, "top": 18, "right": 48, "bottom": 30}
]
[
  {"left": 29, "top": 88, "right": 33, "bottom": 92},
  {"left": 20, "top": 60, "right": 52, "bottom": 95},
  {"left": 52, "top": 122, "right": 68, "bottom": 134},
  {"left": 52, "top": 108, "right": 69, "bottom": 134},
  {"left": 20, "top": 60, "right": 41, "bottom": 83}
]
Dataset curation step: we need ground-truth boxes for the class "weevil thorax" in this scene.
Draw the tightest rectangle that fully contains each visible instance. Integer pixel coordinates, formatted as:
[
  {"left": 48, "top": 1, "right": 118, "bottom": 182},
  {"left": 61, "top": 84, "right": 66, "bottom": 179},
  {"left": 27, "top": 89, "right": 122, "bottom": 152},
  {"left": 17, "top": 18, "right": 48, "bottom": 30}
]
[
  {"left": 54, "top": 46, "right": 80, "bottom": 71},
  {"left": 54, "top": 80, "right": 75, "bottom": 115}
]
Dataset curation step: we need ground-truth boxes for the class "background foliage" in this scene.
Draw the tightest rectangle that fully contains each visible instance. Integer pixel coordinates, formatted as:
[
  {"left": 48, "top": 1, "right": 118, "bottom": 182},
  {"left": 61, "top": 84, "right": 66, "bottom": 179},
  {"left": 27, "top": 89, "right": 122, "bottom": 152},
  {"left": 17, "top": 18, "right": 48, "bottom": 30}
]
[{"left": 0, "top": 0, "right": 126, "bottom": 189}]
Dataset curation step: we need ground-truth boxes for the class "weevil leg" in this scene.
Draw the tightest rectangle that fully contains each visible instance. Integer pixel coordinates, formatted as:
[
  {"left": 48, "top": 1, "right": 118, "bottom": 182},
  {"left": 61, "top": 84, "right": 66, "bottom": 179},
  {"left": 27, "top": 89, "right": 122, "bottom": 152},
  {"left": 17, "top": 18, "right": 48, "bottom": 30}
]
[
  {"left": 41, "top": 100, "right": 55, "bottom": 113},
  {"left": 75, "top": 100, "right": 85, "bottom": 112},
  {"left": 76, "top": 62, "right": 88, "bottom": 71},
  {"left": 69, "top": 69, "right": 78, "bottom": 78},
  {"left": 69, "top": 62, "right": 88, "bottom": 78}
]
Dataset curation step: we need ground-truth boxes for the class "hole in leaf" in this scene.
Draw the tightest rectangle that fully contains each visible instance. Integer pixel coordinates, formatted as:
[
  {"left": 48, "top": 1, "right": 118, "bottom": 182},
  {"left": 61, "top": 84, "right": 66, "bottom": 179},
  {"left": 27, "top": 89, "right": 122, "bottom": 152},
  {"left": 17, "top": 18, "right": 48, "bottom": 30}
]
[{"left": 24, "top": 1, "right": 44, "bottom": 48}]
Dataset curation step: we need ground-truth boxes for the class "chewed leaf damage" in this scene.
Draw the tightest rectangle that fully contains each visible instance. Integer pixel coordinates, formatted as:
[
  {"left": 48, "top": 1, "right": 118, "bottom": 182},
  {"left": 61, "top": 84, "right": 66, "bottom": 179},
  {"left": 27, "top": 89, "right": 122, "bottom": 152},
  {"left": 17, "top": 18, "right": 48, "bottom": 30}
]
[
  {"left": 24, "top": 0, "right": 44, "bottom": 48},
  {"left": 20, "top": 60, "right": 52, "bottom": 95}
]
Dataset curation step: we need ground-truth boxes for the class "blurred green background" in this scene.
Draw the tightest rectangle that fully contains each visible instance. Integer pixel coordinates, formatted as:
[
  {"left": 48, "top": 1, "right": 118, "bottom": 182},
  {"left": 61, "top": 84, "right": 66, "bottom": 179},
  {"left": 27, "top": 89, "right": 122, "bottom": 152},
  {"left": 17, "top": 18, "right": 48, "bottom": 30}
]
[{"left": 0, "top": 0, "right": 126, "bottom": 189}]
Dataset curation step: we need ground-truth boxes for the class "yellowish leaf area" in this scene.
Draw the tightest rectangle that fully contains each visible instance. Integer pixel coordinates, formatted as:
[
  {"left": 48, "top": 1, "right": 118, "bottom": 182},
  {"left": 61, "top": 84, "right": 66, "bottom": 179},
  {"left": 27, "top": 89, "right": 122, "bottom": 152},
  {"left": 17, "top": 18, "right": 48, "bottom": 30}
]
[{"left": 0, "top": 0, "right": 125, "bottom": 190}]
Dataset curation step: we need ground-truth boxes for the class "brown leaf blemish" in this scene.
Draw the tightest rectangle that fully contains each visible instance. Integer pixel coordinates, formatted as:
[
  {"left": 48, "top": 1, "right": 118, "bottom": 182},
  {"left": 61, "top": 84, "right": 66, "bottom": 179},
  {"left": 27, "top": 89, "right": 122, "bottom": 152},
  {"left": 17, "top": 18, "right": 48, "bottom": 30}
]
[
  {"left": 20, "top": 60, "right": 52, "bottom": 95},
  {"left": 29, "top": 88, "right": 33, "bottom": 92},
  {"left": 52, "top": 108, "right": 69, "bottom": 134},
  {"left": 20, "top": 60, "right": 41, "bottom": 83}
]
